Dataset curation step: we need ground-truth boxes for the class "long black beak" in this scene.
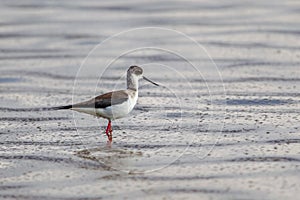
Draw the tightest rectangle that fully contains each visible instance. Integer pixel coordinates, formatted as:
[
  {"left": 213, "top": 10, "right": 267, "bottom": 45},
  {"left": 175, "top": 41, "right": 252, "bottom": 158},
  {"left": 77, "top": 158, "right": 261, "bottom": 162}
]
[{"left": 143, "top": 76, "right": 159, "bottom": 86}]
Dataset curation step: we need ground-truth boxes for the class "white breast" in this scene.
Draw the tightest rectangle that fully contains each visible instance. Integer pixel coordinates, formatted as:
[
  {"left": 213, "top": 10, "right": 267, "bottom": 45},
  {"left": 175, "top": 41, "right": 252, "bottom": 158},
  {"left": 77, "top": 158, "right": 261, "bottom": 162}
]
[{"left": 128, "top": 91, "right": 138, "bottom": 111}]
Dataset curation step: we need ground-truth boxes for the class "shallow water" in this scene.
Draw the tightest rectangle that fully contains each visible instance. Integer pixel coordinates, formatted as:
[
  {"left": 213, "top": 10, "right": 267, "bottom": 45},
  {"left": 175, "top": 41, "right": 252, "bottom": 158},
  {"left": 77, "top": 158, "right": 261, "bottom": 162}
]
[{"left": 0, "top": 0, "right": 300, "bottom": 199}]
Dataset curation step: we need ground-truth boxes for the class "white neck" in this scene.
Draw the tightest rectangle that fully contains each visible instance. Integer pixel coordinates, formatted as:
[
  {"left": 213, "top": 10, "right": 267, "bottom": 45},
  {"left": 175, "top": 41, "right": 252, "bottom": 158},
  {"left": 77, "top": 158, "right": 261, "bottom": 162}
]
[{"left": 127, "top": 74, "right": 139, "bottom": 91}]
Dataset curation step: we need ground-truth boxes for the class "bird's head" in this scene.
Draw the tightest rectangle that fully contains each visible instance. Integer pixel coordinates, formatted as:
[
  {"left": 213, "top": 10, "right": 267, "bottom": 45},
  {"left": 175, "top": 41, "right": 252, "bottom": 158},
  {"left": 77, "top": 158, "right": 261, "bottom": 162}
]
[
  {"left": 127, "top": 66, "right": 159, "bottom": 86},
  {"left": 128, "top": 66, "right": 143, "bottom": 79}
]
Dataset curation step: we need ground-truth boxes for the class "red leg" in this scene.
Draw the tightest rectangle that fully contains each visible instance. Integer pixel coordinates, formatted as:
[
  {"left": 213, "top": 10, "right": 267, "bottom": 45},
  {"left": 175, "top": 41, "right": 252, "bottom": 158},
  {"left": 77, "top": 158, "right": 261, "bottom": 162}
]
[
  {"left": 105, "top": 120, "right": 111, "bottom": 136},
  {"left": 105, "top": 120, "right": 112, "bottom": 142}
]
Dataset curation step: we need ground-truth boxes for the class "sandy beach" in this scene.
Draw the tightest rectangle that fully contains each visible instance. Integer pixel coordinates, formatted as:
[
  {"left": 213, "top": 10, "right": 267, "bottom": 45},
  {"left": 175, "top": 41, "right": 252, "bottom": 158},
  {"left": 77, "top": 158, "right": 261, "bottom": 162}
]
[{"left": 0, "top": 0, "right": 299, "bottom": 199}]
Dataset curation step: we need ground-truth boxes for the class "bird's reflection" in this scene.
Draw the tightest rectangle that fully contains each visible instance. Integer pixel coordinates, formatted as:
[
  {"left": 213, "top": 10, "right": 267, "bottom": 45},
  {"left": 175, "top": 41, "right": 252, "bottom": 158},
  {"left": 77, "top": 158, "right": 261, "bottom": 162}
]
[{"left": 76, "top": 144, "right": 143, "bottom": 171}]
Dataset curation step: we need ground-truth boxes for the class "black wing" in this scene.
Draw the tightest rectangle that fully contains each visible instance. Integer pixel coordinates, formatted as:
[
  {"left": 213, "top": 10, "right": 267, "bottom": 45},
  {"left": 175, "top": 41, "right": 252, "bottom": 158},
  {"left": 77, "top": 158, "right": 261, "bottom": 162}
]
[{"left": 73, "top": 90, "right": 129, "bottom": 109}]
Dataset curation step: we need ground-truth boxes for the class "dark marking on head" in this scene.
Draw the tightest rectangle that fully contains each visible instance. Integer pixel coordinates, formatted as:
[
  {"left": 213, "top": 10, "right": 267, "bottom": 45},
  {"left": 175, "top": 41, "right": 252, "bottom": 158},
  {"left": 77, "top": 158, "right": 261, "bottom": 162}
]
[{"left": 128, "top": 66, "right": 143, "bottom": 76}]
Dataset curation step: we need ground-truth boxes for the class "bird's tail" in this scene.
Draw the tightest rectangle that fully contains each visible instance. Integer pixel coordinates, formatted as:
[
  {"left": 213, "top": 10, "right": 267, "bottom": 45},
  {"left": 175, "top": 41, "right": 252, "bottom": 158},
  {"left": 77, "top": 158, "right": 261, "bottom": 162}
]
[
  {"left": 0, "top": 105, "right": 72, "bottom": 112},
  {"left": 44, "top": 105, "right": 73, "bottom": 110}
]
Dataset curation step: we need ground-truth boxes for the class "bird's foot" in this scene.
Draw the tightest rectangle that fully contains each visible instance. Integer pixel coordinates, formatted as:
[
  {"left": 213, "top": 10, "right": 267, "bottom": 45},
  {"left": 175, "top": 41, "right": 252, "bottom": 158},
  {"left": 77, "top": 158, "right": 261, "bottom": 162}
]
[
  {"left": 108, "top": 133, "right": 112, "bottom": 142},
  {"left": 106, "top": 129, "right": 112, "bottom": 141},
  {"left": 106, "top": 139, "right": 112, "bottom": 148}
]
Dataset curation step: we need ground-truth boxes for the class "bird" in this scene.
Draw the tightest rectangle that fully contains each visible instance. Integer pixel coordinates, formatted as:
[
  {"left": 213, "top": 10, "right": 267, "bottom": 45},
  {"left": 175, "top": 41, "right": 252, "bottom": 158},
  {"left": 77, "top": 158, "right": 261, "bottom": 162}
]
[{"left": 51, "top": 66, "right": 159, "bottom": 143}]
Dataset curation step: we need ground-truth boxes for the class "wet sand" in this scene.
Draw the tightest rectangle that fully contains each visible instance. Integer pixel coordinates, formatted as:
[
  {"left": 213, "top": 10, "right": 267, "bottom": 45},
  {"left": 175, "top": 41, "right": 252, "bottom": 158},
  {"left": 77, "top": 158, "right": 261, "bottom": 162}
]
[{"left": 0, "top": 0, "right": 299, "bottom": 199}]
